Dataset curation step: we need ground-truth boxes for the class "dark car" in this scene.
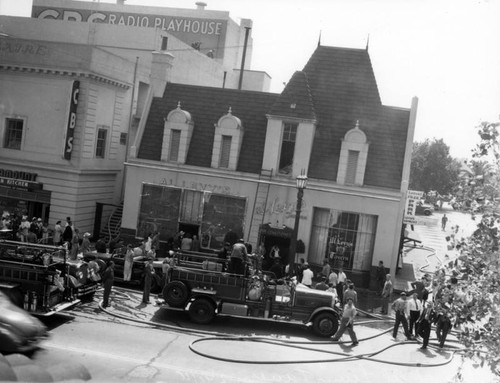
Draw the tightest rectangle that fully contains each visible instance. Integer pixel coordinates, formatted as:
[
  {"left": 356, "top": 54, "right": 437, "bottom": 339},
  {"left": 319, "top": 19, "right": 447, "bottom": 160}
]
[
  {"left": 415, "top": 201, "right": 434, "bottom": 216},
  {"left": 0, "top": 290, "right": 48, "bottom": 353}
]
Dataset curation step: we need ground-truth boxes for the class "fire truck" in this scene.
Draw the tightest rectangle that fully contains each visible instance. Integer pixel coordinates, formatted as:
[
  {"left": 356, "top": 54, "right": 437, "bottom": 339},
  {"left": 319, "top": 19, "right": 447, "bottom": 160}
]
[
  {"left": 0, "top": 240, "right": 98, "bottom": 315},
  {"left": 162, "top": 252, "right": 341, "bottom": 337}
]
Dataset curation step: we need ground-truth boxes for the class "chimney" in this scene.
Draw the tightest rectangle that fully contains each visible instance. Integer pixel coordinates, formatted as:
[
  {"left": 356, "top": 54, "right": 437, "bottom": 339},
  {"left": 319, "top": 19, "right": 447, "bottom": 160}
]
[
  {"left": 150, "top": 51, "right": 174, "bottom": 97},
  {"left": 195, "top": 2, "right": 207, "bottom": 10},
  {"left": 116, "top": 0, "right": 126, "bottom": 5}
]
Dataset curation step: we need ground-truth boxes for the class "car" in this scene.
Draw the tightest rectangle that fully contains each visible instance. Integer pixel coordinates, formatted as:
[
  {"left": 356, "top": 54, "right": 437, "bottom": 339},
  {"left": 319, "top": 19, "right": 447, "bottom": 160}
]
[
  {"left": 0, "top": 290, "right": 48, "bottom": 353},
  {"left": 415, "top": 201, "right": 434, "bottom": 216}
]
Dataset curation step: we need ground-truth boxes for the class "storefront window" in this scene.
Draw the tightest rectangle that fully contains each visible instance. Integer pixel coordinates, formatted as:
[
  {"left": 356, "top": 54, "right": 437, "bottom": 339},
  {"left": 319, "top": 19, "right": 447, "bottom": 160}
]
[
  {"left": 137, "top": 184, "right": 246, "bottom": 250},
  {"left": 200, "top": 194, "right": 246, "bottom": 250},
  {"left": 137, "top": 184, "right": 181, "bottom": 241},
  {"left": 309, "top": 208, "right": 377, "bottom": 271}
]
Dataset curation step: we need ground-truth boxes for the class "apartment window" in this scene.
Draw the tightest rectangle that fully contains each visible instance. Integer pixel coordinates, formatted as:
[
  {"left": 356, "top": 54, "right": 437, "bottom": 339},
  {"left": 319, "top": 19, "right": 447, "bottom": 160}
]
[
  {"left": 4, "top": 118, "right": 24, "bottom": 150},
  {"left": 96, "top": 127, "right": 108, "bottom": 158},
  {"left": 279, "top": 123, "right": 297, "bottom": 174},
  {"left": 169, "top": 129, "right": 181, "bottom": 162},
  {"left": 219, "top": 135, "right": 232, "bottom": 168},
  {"left": 345, "top": 150, "right": 359, "bottom": 184}
]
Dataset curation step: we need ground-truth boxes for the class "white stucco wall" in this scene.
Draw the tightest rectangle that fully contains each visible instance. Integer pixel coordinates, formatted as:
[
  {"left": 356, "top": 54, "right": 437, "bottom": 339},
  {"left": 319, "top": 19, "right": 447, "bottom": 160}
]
[{"left": 123, "top": 163, "right": 402, "bottom": 273}]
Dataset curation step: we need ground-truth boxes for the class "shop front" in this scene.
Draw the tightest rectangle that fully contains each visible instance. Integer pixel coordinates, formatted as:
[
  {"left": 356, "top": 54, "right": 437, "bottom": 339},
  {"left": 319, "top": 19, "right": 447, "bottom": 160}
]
[
  {"left": 135, "top": 182, "right": 247, "bottom": 252},
  {"left": 0, "top": 168, "right": 51, "bottom": 232}
]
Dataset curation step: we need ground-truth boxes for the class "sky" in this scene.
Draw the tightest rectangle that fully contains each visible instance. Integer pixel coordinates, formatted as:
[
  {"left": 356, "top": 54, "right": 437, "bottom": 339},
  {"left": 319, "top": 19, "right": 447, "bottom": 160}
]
[{"left": 1, "top": 0, "right": 499, "bottom": 160}]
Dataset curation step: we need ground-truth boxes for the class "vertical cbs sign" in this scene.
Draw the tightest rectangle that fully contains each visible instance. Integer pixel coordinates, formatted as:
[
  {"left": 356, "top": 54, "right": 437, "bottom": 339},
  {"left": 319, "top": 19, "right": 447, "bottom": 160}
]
[{"left": 64, "top": 81, "right": 80, "bottom": 160}]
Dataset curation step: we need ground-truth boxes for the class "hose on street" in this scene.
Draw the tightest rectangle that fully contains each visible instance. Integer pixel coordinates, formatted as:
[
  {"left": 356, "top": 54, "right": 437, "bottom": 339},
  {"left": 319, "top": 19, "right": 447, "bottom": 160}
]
[{"left": 96, "top": 290, "right": 473, "bottom": 368}]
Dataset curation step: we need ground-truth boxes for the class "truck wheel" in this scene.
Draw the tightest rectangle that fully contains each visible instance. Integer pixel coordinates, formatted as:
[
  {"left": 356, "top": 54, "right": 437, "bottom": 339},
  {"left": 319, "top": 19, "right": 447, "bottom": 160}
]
[
  {"left": 188, "top": 298, "right": 215, "bottom": 324},
  {"left": 424, "top": 210, "right": 431, "bottom": 216},
  {"left": 163, "top": 281, "right": 189, "bottom": 308},
  {"left": 312, "top": 312, "right": 339, "bottom": 337}
]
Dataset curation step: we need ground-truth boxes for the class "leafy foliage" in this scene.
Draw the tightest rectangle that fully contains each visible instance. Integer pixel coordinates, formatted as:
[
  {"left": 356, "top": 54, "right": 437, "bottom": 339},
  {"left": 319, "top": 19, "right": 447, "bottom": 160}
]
[
  {"left": 409, "top": 138, "right": 461, "bottom": 195},
  {"left": 434, "top": 121, "right": 500, "bottom": 377}
]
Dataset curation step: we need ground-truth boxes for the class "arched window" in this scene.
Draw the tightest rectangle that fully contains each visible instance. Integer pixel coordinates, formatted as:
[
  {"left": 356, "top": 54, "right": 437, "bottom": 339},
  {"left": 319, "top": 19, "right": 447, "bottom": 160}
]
[
  {"left": 161, "top": 102, "right": 193, "bottom": 164},
  {"left": 337, "top": 120, "right": 369, "bottom": 186},
  {"left": 211, "top": 107, "right": 244, "bottom": 170}
]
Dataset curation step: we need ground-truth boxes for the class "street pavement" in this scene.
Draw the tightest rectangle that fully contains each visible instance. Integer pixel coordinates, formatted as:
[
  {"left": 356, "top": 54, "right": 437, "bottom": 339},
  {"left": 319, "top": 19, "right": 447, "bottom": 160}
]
[{"left": 22, "top": 204, "right": 497, "bottom": 383}]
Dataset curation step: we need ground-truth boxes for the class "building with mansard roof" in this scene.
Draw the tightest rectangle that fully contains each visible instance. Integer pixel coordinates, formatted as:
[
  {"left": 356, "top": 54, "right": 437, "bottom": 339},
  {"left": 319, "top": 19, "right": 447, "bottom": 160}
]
[{"left": 122, "top": 45, "right": 418, "bottom": 287}]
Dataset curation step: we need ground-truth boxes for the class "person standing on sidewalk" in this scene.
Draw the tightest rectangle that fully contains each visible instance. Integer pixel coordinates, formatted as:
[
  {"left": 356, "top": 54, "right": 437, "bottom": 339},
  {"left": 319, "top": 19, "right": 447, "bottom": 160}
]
[
  {"left": 441, "top": 214, "right": 448, "bottom": 231},
  {"left": 336, "top": 267, "right": 347, "bottom": 303},
  {"left": 416, "top": 301, "right": 435, "bottom": 350},
  {"left": 142, "top": 254, "right": 155, "bottom": 304},
  {"left": 391, "top": 292, "right": 413, "bottom": 340},
  {"left": 332, "top": 297, "right": 358, "bottom": 346},
  {"left": 376, "top": 261, "right": 386, "bottom": 295},
  {"left": 435, "top": 306, "right": 452, "bottom": 348},
  {"left": 101, "top": 260, "right": 115, "bottom": 308},
  {"left": 343, "top": 283, "right": 358, "bottom": 305},
  {"left": 381, "top": 274, "right": 393, "bottom": 315},
  {"left": 301, "top": 263, "right": 313, "bottom": 287},
  {"left": 407, "top": 292, "right": 422, "bottom": 337}
]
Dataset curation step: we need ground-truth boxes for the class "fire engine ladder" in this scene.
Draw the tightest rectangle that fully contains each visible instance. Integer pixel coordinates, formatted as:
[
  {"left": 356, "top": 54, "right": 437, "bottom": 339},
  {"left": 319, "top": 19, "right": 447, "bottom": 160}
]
[{"left": 247, "top": 169, "right": 273, "bottom": 247}]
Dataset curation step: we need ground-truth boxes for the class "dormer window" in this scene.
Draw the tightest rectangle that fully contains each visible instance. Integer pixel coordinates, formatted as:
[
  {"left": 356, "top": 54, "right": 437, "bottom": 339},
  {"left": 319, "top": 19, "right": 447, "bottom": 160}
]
[
  {"left": 337, "top": 120, "right": 369, "bottom": 186},
  {"left": 278, "top": 122, "right": 297, "bottom": 174},
  {"left": 161, "top": 102, "right": 193, "bottom": 164},
  {"left": 211, "top": 107, "right": 243, "bottom": 170}
]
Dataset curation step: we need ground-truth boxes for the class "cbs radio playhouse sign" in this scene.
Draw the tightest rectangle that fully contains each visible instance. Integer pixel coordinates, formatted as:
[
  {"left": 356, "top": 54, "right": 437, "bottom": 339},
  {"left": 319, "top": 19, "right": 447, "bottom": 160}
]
[{"left": 31, "top": 5, "right": 228, "bottom": 58}]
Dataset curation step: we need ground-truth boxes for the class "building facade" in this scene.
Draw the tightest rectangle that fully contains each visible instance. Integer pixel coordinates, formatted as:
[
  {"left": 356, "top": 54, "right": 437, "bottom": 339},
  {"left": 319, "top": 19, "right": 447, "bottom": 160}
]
[
  {"left": 122, "top": 46, "right": 418, "bottom": 287},
  {"left": 30, "top": 0, "right": 268, "bottom": 91},
  {"left": 0, "top": 0, "right": 266, "bottom": 236}
]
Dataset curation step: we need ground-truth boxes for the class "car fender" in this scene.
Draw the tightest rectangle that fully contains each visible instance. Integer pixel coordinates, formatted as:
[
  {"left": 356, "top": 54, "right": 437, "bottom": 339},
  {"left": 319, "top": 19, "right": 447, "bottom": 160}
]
[{"left": 306, "top": 306, "right": 340, "bottom": 324}]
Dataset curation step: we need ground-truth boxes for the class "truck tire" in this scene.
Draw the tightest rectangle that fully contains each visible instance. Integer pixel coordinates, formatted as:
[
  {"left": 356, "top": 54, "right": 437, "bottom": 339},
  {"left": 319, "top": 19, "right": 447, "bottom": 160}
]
[
  {"left": 188, "top": 298, "right": 215, "bottom": 324},
  {"left": 312, "top": 312, "right": 339, "bottom": 337},
  {"left": 163, "top": 281, "right": 189, "bottom": 308}
]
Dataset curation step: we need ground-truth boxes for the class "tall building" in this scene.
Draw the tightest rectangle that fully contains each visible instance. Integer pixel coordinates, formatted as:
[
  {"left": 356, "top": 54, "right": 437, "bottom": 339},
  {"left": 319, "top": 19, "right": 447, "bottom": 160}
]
[{"left": 0, "top": 1, "right": 267, "bottom": 236}]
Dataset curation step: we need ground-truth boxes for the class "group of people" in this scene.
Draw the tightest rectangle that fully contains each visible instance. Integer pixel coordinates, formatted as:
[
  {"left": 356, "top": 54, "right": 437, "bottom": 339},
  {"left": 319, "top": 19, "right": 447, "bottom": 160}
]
[
  {"left": 376, "top": 266, "right": 454, "bottom": 349},
  {"left": 389, "top": 289, "right": 452, "bottom": 350},
  {"left": 329, "top": 260, "right": 456, "bottom": 350},
  {"left": 2, "top": 211, "right": 50, "bottom": 244},
  {"left": 1, "top": 212, "right": 92, "bottom": 261}
]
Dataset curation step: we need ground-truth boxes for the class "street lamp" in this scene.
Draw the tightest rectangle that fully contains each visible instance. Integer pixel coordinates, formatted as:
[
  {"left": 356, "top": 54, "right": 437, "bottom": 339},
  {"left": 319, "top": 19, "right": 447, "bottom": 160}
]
[{"left": 288, "top": 172, "right": 308, "bottom": 275}]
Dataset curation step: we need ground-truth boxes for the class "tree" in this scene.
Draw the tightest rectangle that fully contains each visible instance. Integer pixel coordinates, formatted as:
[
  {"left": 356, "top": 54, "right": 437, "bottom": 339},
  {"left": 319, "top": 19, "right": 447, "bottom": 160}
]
[
  {"left": 409, "top": 138, "right": 460, "bottom": 195},
  {"left": 433, "top": 120, "right": 500, "bottom": 377}
]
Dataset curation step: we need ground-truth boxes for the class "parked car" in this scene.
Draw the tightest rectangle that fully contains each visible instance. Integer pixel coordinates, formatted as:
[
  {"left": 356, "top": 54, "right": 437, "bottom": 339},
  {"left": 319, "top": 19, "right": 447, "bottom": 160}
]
[
  {"left": 415, "top": 201, "right": 434, "bottom": 216},
  {"left": 0, "top": 290, "right": 48, "bottom": 353}
]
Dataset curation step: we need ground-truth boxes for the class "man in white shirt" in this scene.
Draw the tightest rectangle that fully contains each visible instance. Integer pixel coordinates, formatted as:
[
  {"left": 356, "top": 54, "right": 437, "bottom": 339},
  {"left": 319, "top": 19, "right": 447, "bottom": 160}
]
[
  {"left": 332, "top": 297, "right": 358, "bottom": 345},
  {"left": 336, "top": 267, "right": 347, "bottom": 303},
  {"left": 407, "top": 292, "right": 422, "bottom": 337},
  {"left": 328, "top": 270, "right": 338, "bottom": 287},
  {"left": 301, "top": 263, "right": 313, "bottom": 287}
]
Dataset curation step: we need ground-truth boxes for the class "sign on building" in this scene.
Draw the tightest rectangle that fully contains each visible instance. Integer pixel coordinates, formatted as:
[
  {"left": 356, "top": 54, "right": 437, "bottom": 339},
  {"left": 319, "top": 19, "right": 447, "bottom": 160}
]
[
  {"left": 403, "top": 190, "right": 423, "bottom": 225},
  {"left": 64, "top": 81, "right": 79, "bottom": 160}
]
